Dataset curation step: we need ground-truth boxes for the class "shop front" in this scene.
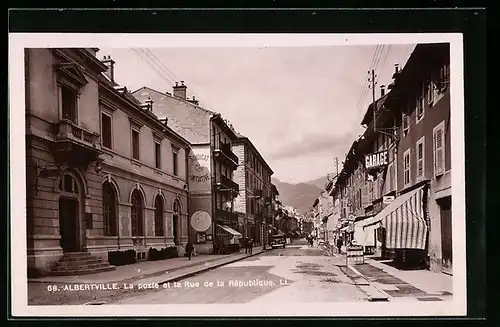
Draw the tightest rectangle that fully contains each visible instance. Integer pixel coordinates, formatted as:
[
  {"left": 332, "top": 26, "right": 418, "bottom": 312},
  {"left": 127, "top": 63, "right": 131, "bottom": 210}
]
[{"left": 361, "top": 185, "right": 429, "bottom": 267}]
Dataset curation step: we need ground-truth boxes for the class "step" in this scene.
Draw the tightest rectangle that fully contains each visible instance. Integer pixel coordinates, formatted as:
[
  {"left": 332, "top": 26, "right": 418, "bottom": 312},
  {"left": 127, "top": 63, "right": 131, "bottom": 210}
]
[
  {"left": 56, "top": 257, "right": 104, "bottom": 265},
  {"left": 50, "top": 265, "right": 116, "bottom": 276},
  {"left": 61, "top": 252, "right": 94, "bottom": 257},
  {"left": 52, "top": 262, "right": 111, "bottom": 272},
  {"left": 60, "top": 255, "right": 100, "bottom": 262}
]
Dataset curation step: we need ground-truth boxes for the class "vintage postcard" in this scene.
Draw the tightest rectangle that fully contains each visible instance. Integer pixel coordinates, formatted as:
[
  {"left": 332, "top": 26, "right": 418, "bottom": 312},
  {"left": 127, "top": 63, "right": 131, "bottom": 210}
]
[{"left": 9, "top": 33, "right": 466, "bottom": 317}]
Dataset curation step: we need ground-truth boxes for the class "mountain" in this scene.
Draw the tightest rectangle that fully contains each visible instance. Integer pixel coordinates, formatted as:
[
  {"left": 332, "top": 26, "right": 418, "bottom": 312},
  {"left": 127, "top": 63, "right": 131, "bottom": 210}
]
[
  {"left": 304, "top": 176, "right": 329, "bottom": 190},
  {"left": 272, "top": 177, "right": 325, "bottom": 215}
]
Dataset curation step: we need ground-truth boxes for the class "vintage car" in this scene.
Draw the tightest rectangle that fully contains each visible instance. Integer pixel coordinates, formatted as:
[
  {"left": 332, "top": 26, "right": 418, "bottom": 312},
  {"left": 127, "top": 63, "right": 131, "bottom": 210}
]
[{"left": 270, "top": 234, "right": 286, "bottom": 249}]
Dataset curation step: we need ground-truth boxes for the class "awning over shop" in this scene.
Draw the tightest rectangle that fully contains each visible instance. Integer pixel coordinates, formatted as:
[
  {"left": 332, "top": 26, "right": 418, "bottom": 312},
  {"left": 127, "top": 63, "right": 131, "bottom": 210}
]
[
  {"left": 361, "top": 186, "right": 428, "bottom": 249},
  {"left": 217, "top": 225, "right": 242, "bottom": 237}
]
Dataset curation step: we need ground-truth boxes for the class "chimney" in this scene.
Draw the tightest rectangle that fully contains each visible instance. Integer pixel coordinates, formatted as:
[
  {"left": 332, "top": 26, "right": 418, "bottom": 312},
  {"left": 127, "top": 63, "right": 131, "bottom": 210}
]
[
  {"left": 380, "top": 85, "right": 386, "bottom": 97},
  {"left": 102, "top": 55, "right": 115, "bottom": 82},
  {"left": 394, "top": 63, "right": 400, "bottom": 74},
  {"left": 145, "top": 97, "right": 154, "bottom": 111},
  {"left": 187, "top": 95, "right": 199, "bottom": 106},
  {"left": 173, "top": 81, "right": 187, "bottom": 100}
]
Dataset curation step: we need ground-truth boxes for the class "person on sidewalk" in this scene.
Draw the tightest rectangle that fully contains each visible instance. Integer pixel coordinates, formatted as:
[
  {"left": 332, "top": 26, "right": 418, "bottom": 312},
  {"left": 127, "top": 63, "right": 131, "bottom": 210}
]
[
  {"left": 336, "top": 238, "right": 343, "bottom": 254},
  {"left": 185, "top": 241, "right": 194, "bottom": 260},
  {"left": 242, "top": 237, "right": 249, "bottom": 254},
  {"left": 249, "top": 238, "right": 253, "bottom": 254}
]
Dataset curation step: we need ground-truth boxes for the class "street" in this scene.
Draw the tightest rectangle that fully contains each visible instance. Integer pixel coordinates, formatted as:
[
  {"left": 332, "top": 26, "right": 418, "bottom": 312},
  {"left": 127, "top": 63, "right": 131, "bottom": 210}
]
[{"left": 113, "top": 240, "right": 366, "bottom": 304}]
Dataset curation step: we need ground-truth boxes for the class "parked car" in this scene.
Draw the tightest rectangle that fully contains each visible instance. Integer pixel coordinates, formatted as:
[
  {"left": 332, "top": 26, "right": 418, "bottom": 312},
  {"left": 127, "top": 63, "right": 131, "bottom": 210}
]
[{"left": 270, "top": 234, "right": 286, "bottom": 249}]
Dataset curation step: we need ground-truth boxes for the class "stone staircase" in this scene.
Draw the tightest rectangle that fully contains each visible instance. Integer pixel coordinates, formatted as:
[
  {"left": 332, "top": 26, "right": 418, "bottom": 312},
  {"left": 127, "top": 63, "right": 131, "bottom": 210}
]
[{"left": 50, "top": 252, "right": 116, "bottom": 276}]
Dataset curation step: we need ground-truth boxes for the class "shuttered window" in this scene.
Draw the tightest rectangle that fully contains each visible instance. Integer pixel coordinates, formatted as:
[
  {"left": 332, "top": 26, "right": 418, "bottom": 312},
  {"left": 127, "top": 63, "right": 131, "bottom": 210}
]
[
  {"left": 433, "top": 121, "right": 445, "bottom": 176},
  {"left": 404, "top": 149, "right": 411, "bottom": 187},
  {"left": 416, "top": 136, "right": 425, "bottom": 181},
  {"left": 402, "top": 112, "right": 410, "bottom": 137},
  {"left": 416, "top": 82, "right": 425, "bottom": 123}
]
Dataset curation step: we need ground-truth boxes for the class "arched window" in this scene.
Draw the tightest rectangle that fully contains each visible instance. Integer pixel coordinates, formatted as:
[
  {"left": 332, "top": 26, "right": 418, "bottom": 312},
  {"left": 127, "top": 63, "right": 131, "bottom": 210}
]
[
  {"left": 59, "top": 174, "right": 79, "bottom": 194},
  {"left": 131, "top": 189, "right": 144, "bottom": 236},
  {"left": 102, "top": 182, "right": 117, "bottom": 236},
  {"left": 154, "top": 195, "right": 164, "bottom": 236},
  {"left": 172, "top": 200, "right": 180, "bottom": 245}
]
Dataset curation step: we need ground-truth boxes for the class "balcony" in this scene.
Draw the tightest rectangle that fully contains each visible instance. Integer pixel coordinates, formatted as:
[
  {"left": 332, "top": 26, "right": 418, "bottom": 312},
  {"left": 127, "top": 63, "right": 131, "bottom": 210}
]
[
  {"left": 252, "top": 189, "right": 263, "bottom": 199},
  {"left": 254, "top": 212, "right": 264, "bottom": 222},
  {"left": 215, "top": 174, "right": 239, "bottom": 196},
  {"left": 54, "top": 119, "right": 102, "bottom": 166},
  {"left": 214, "top": 142, "right": 238, "bottom": 168},
  {"left": 215, "top": 208, "right": 238, "bottom": 223}
]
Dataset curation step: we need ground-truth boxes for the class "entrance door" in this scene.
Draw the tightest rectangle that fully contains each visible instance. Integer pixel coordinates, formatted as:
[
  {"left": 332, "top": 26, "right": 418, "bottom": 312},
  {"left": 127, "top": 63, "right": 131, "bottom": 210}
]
[
  {"left": 59, "top": 198, "right": 79, "bottom": 252},
  {"left": 439, "top": 196, "right": 453, "bottom": 274}
]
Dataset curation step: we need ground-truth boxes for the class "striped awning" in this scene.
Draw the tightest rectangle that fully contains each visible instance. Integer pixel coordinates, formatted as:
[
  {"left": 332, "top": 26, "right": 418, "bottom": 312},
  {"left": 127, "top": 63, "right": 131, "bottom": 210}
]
[
  {"left": 362, "top": 186, "right": 428, "bottom": 250},
  {"left": 217, "top": 224, "right": 242, "bottom": 237}
]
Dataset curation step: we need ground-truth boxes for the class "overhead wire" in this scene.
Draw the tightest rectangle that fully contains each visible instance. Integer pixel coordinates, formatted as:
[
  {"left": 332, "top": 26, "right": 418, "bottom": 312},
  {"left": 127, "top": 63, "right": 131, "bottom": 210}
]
[
  {"left": 339, "top": 44, "right": 385, "bottom": 163},
  {"left": 131, "top": 48, "right": 175, "bottom": 86}
]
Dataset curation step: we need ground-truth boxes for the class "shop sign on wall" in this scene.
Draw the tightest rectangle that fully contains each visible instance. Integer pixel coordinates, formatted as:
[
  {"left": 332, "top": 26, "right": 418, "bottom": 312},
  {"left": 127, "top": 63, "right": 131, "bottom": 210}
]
[
  {"left": 190, "top": 211, "right": 212, "bottom": 232},
  {"left": 365, "top": 150, "right": 389, "bottom": 170},
  {"left": 188, "top": 149, "right": 211, "bottom": 192}
]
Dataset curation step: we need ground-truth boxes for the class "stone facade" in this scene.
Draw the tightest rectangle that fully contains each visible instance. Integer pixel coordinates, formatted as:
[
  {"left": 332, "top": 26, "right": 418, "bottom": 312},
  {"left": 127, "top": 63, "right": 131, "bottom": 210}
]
[
  {"left": 132, "top": 86, "right": 239, "bottom": 253},
  {"left": 25, "top": 48, "right": 190, "bottom": 276},
  {"left": 232, "top": 137, "right": 274, "bottom": 246}
]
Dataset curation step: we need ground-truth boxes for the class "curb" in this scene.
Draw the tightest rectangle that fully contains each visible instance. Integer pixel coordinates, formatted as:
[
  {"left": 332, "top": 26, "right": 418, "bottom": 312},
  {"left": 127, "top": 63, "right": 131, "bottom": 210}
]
[
  {"left": 348, "top": 265, "right": 390, "bottom": 302},
  {"left": 28, "top": 248, "right": 264, "bottom": 285},
  {"left": 141, "top": 249, "right": 265, "bottom": 285},
  {"left": 339, "top": 264, "right": 389, "bottom": 302}
]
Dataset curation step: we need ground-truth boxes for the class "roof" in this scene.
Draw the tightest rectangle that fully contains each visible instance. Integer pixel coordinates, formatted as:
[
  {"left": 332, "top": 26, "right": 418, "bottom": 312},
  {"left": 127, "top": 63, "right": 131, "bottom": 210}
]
[
  {"left": 98, "top": 76, "right": 190, "bottom": 147},
  {"left": 361, "top": 92, "right": 390, "bottom": 126},
  {"left": 132, "top": 86, "right": 214, "bottom": 144},
  {"left": 234, "top": 136, "right": 274, "bottom": 174}
]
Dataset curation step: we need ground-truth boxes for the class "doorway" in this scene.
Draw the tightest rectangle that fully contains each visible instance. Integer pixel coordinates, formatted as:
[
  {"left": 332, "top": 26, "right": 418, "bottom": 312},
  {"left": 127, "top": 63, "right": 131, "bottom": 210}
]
[
  {"left": 439, "top": 196, "right": 453, "bottom": 275},
  {"left": 59, "top": 198, "right": 79, "bottom": 252}
]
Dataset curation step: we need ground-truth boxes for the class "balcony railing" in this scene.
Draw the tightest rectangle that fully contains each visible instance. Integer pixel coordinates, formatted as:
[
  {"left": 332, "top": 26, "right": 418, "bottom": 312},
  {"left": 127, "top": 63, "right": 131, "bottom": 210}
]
[
  {"left": 215, "top": 174, "right": 239, "bottom": 194},
  {"left": 55, "top": 119, "right": 101, "bottom": 150},
  {"left": 254, "top": 212, "right": 264, "bottom": 222},
  {"left": 252, "top": 189, "right": 263, "bottom": 198},
  {"left": 215, "top": 208, "right": 238, "bottom": 222},
  {"left": 214, "top": 142, "right": 238, "bottom": 166},
  {"left": 54, "top": 119, "right": 102, "bottom": 166}
]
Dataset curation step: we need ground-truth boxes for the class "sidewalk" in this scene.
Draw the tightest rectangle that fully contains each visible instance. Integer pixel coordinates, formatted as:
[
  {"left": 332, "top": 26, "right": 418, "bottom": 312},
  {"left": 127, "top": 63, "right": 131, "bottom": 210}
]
[
  {"left": 366, "top": 257, "right": 453, "bottom": 296},
  {"left": 29, "top": 246, "right": 264, "bottom": 285},
  {"left": 329, "top": 252, "right": 452, "bottom": 302}
]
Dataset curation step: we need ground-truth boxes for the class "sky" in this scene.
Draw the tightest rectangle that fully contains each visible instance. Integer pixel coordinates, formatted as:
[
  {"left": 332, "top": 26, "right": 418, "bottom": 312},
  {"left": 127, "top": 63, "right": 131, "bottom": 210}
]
[{"left": 98, "top": 44, "right": 416, "bottom": 184}]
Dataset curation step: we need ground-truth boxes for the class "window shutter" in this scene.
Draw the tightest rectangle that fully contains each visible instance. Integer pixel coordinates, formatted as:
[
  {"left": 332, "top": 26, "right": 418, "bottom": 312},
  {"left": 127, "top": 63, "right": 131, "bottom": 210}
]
[
  {"left": 417, "top": 158, "right": 423, "bottom": 178},
  {"left": 417, "top": 142, "right": 424, "bottom": 178},
  {"left": 434, "top": 125, "right": 445, "bottom": 175}
]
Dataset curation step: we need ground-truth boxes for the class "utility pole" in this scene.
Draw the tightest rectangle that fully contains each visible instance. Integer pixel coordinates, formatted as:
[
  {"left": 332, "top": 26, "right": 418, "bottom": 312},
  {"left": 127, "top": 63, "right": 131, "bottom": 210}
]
[{"left": 368, "top": 69, "right": 377, "bottom": 133}]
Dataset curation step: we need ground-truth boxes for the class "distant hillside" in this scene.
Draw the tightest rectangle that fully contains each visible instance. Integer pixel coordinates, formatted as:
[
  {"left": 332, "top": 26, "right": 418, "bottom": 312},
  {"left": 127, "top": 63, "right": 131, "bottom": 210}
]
[
  {"left": 305, "top": 176, "right": 329, "bottom": 190},
  {"left": 272, "top": 178, "right": 324, "bottom": 214}
]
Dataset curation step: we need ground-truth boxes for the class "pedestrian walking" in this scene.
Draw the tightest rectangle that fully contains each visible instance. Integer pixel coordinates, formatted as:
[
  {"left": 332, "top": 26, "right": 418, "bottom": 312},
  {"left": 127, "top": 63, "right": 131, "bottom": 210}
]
[
  {"left": 185, "top": 241, "right": 194, "bottom": 260},
  {"left": 336, "top": 238, "right": 343, "bottom": 254},
  {"left": 242, "top": 237, "right": 249, "bottom": 254},
  {"left": 307, "top": 235, "right": 313, "bottom": 247},
  {"left": 249, "top": 238, "right": 254, "bottom": 254}
]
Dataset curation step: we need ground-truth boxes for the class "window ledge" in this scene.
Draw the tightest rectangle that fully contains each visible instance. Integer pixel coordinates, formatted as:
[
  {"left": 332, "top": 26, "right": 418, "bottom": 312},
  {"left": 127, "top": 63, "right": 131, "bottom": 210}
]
[
  {"left": 154, "top": 168, "right": 163, "bottom": 175},
  {"left": 131, "top": 158, "right": 142, "bottom": 167}
]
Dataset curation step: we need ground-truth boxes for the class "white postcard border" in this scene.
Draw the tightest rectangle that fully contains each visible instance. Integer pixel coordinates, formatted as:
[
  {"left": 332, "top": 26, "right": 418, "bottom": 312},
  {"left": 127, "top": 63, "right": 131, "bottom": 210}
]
[{"left": 9, "top": 32, "right": 466, "bottom": 317}]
